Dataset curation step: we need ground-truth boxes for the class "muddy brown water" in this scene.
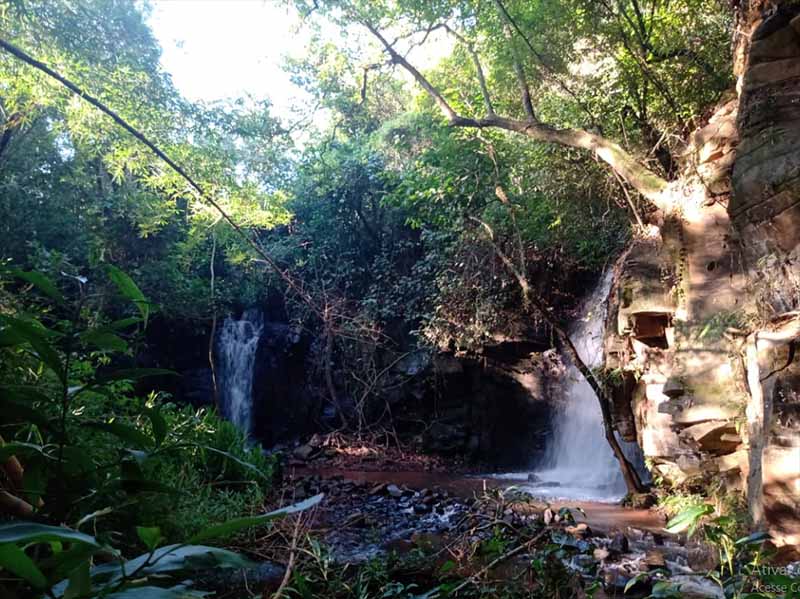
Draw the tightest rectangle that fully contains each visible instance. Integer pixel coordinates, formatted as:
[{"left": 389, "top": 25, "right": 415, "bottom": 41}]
[{"left": 290, "top": 467, "right": 667, "bottom": 534}]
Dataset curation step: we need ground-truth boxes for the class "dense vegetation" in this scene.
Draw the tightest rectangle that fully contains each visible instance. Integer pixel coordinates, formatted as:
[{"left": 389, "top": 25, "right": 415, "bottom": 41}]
[{"left": 0, "top": 0, "right": 795, "bottom": 597}]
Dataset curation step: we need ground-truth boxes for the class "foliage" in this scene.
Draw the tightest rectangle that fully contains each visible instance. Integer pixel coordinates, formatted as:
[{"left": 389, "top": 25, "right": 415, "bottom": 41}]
[
  {"left": 0, "top": 266, "right": 319, "bottom": 597},
  {"left": 659, "top": 504, "right": 796, "bottom": 599}
]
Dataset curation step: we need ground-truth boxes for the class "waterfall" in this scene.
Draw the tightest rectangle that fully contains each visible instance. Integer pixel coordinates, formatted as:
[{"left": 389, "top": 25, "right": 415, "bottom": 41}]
[
  {"left": 216, "top": 308, "right": 263, "bottom": 437},
  {"left": 530, "top": 269, "right": 647, "bottom": 501}
]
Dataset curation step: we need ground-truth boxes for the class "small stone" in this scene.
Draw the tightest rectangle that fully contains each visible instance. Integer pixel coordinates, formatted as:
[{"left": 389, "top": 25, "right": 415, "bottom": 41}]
[
  {"left": 369, "top": 483, "right": 387, "bottom": 495},
  {"left": 387, "top": 484, "right": 403, "bottom": 498},
  {"left": 527, "top": 473, "right": 541, "bottom": 482},
  {"left": 609, "top": 532, "right": 629, "bottom": 554},
  {"left": 593, "top": 548, "right": 610, "bottom": 561},
  {"left": 292, "top": 444, "right": 315, "bottom": 460},
  {"left": 645, "top": 549, "right": 666, "bottom": 570}
]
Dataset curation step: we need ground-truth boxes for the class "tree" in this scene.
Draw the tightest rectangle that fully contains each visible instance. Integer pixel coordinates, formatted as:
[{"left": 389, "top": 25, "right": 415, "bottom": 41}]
[{"left": 296, "top": 0, "right": 800, "bottom": 514}]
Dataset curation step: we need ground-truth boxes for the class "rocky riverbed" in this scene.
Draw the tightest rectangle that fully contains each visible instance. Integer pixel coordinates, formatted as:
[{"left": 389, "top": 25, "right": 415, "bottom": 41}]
[{"left": 269, "top": 470, "right": 742, "bottom": 598}]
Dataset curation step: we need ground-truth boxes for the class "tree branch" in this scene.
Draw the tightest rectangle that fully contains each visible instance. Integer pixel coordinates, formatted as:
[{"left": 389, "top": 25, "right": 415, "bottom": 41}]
[
  {"left": 492, "top": 0, "right": 597, "bottom": 126},
  {"left": 361, "top": 21, "right": 670, "bottom": 209},
  {"left": 443, "top": 25, "right": 495, "bottom": 117},
  {"left": 492, "top": 0, "right": 536, "bottom": 121},
  {"left": 0, "top": 37, "right": 321, "bottom": 316}
]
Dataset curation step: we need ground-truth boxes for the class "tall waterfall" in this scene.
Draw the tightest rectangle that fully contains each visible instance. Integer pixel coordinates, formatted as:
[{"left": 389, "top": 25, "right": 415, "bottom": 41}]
[
  {"left": 216, "top": 308, "right": 263, "bottom": 437},
  {"left": 531, "top": 269, "right": 645, "bottom": 501}
]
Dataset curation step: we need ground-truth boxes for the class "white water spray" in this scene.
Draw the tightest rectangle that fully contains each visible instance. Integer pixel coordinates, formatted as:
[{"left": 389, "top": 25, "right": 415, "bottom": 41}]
[
  {"left": 531, "top": 269, "right": 627, "bottom": 500},
  {"left": 216, "top": 308, "right": 263, "bottom": 437}
]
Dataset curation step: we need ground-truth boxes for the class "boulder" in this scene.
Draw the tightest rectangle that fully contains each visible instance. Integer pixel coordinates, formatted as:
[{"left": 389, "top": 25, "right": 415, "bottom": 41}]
[{"left": 680, "top": 421, "right": 740, "bottom": 454}]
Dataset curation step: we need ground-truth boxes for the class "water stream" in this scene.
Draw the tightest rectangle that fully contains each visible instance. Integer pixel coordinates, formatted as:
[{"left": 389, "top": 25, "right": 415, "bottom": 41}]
[{"left": 216, "top": 308, "right": 263, "bottom": 437}]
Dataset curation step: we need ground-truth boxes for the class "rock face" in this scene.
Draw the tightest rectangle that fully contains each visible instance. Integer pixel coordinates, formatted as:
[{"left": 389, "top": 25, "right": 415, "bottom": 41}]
[
  {"left": 604, "top": 3, "right": 800, "bottom": 546},
  {"left": 415, "top": 339, "right": 559, "bottom": 467},
  {"left": 250, "top": 322, "right": 317, "bottom": 446}
]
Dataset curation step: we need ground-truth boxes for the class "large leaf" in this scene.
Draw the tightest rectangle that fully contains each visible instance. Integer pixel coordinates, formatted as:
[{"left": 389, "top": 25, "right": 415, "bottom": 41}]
[
  {"left": 96, "top": 368, "right": 177, "bottom": 383},
  {"left": 52, "top": 544, "right": 256, "bottom": 595},
  {"left": 0, "top": 441, "right": 47, "bottom": 463},
  {"left": 0, "top": 542, "right": 48, "bottom": 589},
  {"left": 145, "top": 407, "right": 167, "bottom": 447},
  {"left": 188, "top": 494, "right": 324, "bottom": 543},
  {"left": 0, "top": 523, "right": 101, "bottom": 547},
  {"left": 80, "top": 328, "right": 128, "bottom": 352},
  {"left": 103, "top": 586, "right": 209, "bottom": 599},
  {"left": 195, "top": 445, "right": 271, "bottom": 482},
  {"left": 0, "top": 397, "right": 54, "bottom": 430},
  {"left": 665, "top": 504, "right": 714, "bottom": 536},
  {"left": 0, "top": 316, "right": 64, "bottom": 382},
  {"left": 12, "top": 269, "right": 64, "bottom": 303},
  {"left": 84, "top": 421, "right": 153, "bottom": 449},
  {"left": 106, "top": 265, "right": 149, "bottom": 325},
  {"left": 63, "top": 560, "right": 91, "bottom": 599},
  {"left": 734, "top": 531, "right": 771, "bottom": 546}
]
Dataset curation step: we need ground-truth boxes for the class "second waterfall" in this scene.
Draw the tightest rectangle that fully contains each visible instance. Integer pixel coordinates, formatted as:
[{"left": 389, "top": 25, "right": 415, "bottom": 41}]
[{"left": 216, "top": 308, "right": 263, "bottom": 437}]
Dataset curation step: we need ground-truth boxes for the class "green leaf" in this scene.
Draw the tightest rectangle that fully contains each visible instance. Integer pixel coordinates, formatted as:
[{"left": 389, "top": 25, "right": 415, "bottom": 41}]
[
  {"left": 735, "top": 531, "right": 771, "bottom": 546},
  {"left": 195, "top": 445, "right": 271, "bottom": 483},
  {"left": 188, "top": 494, "right": 323, "bottom": 543},
  {"left": 12, "top": 269, "right": 64, "bottom": 303},
  {"left": 64, "top": 560, "right": 91, "bottom": 599},
  {"left": 665, "top": 504, "right": 714, "bottom": 536},
  {"left": 0, "top": 542, "right": 48, "bottom": 589},
  {"left": 107, "top": 317, "right": 141, "bottom": 330},
  {"left": 96, "top": 368, "right": 177, "bottom": 383},
  {"left": 0, "top": 397, "right": 54, "bottom": 430},
  {"left": 136, "top": 527, "right": 163, "bottom": 551},
  {"left": 0, "top": 523, "right": 101, "bottom": 547},
  {"left": 84, "top": 421, "right": 153, "bottom": 449},
  {"left": 0, "top": 316, "right": 64, "bottom": 382},
  {"left": 80, "top": 329, "right": 128, "bottom": 352},
  {"left": 145, "top": 407, "right": 167, "bottom": 447},
  {"left": 0, "top": 441, "right": 46, "bottom": 463},
  {"left": 623, "top": 571, "right": 650, "bottom": 593},
  {"left": 106, "top": 265, "right": 149, "bottom": 325}
]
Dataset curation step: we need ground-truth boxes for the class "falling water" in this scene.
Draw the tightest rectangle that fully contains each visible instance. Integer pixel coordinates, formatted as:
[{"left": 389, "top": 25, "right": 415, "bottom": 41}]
[
  {"left": 532, "top": 269, "right": 626, "bottom": 500},
  {"left": 502, "top": 269, "right": 647, "bottom": 501},
  {"left": 216, "top": 308, "right": 263, "bottom": 437}
]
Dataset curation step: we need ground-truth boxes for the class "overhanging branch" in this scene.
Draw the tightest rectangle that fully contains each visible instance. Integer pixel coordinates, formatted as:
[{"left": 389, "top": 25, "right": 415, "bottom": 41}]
[{"left": 361, "top": 20, "right": 670, "bottom": 209}]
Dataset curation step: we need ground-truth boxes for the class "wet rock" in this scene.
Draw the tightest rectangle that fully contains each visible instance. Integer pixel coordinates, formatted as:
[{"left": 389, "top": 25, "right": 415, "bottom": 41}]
[
  {"left": 293, "top": 444, "right": 316, "bottom": 460},
  {"left": 687, "top": 541, "right": 720, "bottom": 572},
  {"left": 526, "top": 473, "right": 541, "bottom": 482},
  {"left": 609, "top": 532, "right": 630, "bottom": 554},
  {"left": 593, "top": 547, "right": 610, "bottom": 561},
  {"left": 645, "top": 549, "right": 666, "bottom": 570},
  {"left": 565, "top": 523, "right": 591, "bottom": 539},
  {"left": 569, "top": 554, "right": 597, "bottom": 574},
  {"left": 668, "top": 575, "right": 724, "bottom": 598}
]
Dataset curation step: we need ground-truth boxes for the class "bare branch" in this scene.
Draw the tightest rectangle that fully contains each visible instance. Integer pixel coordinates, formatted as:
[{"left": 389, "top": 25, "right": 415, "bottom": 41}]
[{"left": 492, "top": 0, "right": 536, "bottom": 121}]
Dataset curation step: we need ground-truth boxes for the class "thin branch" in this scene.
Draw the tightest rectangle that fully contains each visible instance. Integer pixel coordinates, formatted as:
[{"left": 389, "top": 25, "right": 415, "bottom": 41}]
[
  {"left": 0, "top": 37, "right": 320, "bottom": 316},
  {"left": 492, "top": 0, "right": 535, "bottom": 121},
  {"left": 492, "top": 0, "right": 597, "bottom": 126},
  {"left": 442, "top": 25, "right": 495, "bottom": 117}
]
